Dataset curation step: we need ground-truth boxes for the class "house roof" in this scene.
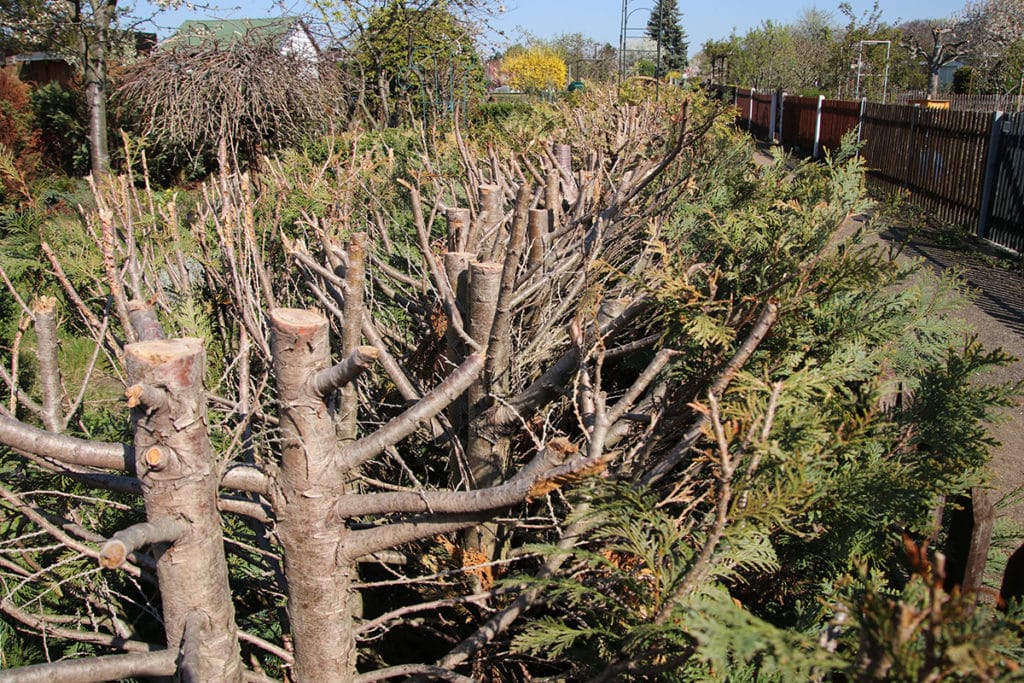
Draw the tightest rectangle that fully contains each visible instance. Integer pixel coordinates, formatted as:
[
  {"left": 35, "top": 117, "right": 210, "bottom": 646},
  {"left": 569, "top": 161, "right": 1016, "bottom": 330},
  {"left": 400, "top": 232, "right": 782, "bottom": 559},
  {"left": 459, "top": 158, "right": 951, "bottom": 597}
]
[{"left": 163, "top": 17, "right": 305, "bottom": 49}]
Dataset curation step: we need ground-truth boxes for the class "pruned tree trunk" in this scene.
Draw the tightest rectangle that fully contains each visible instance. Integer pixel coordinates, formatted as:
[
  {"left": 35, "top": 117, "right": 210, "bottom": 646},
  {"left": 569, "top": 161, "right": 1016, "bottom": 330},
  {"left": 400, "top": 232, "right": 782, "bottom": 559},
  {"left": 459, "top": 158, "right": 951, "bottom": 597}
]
[
  {"left": 124, "top": 338, "right": 242, "bottom": 682},
  {"left": 339, "top": 232, "right": 368, "bottom": 442},
  {"left": 268, "top": 308, "right": 357, "bottom": 682}
]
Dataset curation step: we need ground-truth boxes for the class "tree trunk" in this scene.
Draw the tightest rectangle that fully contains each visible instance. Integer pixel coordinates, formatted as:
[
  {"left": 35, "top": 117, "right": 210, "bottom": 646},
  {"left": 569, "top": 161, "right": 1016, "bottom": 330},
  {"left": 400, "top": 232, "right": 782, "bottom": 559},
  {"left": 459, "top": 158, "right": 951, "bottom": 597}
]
[
  {"left": 81, "top": 0, "right": 113, "bottom": 176},
  {"left": 929, "top": 67, "right": 941, "bottom": 96},
  {"left": 269, "top": 308, "right": 357, "bottom": 682},
  {"left": 124, "top": 338, "right": 242, "bottom": 682}
]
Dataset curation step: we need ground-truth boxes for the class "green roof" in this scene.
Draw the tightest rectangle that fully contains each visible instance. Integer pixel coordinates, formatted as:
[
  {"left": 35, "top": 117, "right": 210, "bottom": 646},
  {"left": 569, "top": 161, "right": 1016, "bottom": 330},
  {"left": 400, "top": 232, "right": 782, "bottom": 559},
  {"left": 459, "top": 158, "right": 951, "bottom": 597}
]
[{"left": 164, "top": 18, "right": 303, "bottom": 49}]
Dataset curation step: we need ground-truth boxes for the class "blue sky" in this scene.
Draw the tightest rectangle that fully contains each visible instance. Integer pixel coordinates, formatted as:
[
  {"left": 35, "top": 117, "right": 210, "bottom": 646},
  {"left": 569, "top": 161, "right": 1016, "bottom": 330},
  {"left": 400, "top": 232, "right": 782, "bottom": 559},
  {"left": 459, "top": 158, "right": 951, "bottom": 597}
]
[{"left": 139, "top": 0, "right": 969, "bottom": 55}]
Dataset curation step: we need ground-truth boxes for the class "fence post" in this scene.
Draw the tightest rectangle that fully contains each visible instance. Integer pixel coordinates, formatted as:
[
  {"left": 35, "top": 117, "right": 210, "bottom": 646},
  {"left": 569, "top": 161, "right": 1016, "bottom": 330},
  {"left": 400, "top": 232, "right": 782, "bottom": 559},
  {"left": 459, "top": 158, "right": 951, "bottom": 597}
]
[
  {"left": 779, "top": 92, "right": 786, "bottom": 146},
  {"left": 769, "top": 90, "right": 778, "bottom": 143},
  {"left": 748, "top": 88, "right": 755, "bottom": 132},
  {"left": 857, "top": 97, "right": 867, "bottom": 145},
  {"left": 978, "top": 110, "right": 1005, "bottom": 240},
  {"left": 813, "top": 95, "right": 824, "bottom": 159}
]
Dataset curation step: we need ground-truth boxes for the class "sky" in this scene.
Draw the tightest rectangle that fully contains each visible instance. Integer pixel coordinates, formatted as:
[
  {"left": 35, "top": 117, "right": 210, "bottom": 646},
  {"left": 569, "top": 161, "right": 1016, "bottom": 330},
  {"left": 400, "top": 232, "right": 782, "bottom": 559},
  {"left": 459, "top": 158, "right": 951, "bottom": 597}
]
[{"left": 139, "top": 0, "right": 970, "bottom": 55}]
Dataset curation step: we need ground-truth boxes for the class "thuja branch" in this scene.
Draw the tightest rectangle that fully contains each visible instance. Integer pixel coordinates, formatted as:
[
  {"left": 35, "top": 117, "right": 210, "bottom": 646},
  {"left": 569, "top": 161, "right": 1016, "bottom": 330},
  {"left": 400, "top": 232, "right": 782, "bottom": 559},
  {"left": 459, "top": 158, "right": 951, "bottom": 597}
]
[{"left": 640, "top": 301, "right": 779, "bottom": 486}]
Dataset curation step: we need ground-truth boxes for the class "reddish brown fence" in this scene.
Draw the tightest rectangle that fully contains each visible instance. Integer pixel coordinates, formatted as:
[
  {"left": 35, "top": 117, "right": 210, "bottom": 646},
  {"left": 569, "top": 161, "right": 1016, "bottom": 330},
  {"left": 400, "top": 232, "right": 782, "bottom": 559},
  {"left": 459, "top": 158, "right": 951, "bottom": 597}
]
[
  {"left": 721, "top": 82, "right": 1022, "bottom": 253},
  {"left": 819, "top": 99, "right": 861, "bottom": 153},
  {"left": 735, "top": 88, "right": 753, "bottom": 129},
  {"left": 750, "top": 91, "right": 773, "bottom": 137},
  {"left": 781, "top": 95, "right": 819, "bottom": 153},
  {"left": 861, "top": 104, "right": 992, "bottom": 228}
]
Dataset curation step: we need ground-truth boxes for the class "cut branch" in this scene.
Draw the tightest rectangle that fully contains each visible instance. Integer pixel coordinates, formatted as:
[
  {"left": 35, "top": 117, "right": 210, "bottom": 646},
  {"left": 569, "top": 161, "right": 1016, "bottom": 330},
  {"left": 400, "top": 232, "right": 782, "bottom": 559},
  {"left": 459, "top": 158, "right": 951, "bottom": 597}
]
[
  {"left": 311, "top": 345, "right": 380, "bottom": 398},
  {"left": 99, "top": 517, "right": 189, "bottom": 569}
]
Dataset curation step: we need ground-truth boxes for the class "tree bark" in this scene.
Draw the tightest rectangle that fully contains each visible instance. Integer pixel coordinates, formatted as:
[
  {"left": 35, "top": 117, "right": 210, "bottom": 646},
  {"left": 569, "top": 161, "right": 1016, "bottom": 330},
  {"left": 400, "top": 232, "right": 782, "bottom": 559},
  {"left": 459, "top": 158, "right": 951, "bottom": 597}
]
[
  {"left": 339, "top": 233, "right": 368, "bottom": 442},
  {"left": 32, "top": 297, "right": 64, "bottom": 432},
  {"left": 268, "top": 308, "right": 357, "bottom": 682},
  {"left": 124, "top": 338, "right": 242, "bottom": 682},
  {"left": 79, "top": 0, "right": 114, "bottom": 176}
]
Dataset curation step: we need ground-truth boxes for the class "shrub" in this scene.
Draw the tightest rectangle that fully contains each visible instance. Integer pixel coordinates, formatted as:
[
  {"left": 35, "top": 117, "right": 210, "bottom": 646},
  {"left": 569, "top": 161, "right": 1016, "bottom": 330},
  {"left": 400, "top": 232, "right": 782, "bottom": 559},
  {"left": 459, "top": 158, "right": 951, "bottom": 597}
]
[
  {"left": 0, "top": 68, "right": 42, "bottom": 202},
  {"left": 30, "top": 82, "right": 90, "bottom": 177}
]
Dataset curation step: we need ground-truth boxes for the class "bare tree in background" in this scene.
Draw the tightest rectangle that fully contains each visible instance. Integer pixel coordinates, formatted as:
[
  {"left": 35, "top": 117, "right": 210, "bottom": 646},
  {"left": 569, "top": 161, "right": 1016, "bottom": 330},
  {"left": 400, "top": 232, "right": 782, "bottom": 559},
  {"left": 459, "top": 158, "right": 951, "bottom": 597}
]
[{"left": 900, "top": 19, "right": 971, "bottom": 95}]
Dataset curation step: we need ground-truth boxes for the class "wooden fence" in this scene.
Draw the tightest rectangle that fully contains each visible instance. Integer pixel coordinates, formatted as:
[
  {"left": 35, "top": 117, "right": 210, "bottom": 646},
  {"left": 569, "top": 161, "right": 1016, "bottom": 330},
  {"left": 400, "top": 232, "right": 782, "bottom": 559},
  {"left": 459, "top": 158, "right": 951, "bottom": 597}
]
[
  {"left": 818, "top": 99, "right": 862, "bottom": 153},
  {"left": 750, "top": 91, "right": 773, "bottom": 138},
  {"left": 861, "top": 105, "right": 992, "bottom": 228},
  {"left": 981, "top": 113, "right": 1024, "bottom": 252},
  {"left": 781, "top": 95, "right": 819, "bottom": 154},
  {"left": 893, "top": 91, "right": 1024, "bottom": 113},
  {"left": 720, "top": 83, "right": 1024, "bottom": 254}
]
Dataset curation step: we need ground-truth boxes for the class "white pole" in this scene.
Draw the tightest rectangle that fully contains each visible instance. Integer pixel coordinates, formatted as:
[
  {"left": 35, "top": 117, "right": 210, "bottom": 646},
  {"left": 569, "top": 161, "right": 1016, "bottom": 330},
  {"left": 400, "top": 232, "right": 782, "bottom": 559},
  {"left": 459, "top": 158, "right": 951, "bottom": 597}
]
[
  {"left": 813, "top": 95, "right": 824, "bottom": 159},
  {"left": 748, "top": 87, "right": 755, "bottom": 131}
]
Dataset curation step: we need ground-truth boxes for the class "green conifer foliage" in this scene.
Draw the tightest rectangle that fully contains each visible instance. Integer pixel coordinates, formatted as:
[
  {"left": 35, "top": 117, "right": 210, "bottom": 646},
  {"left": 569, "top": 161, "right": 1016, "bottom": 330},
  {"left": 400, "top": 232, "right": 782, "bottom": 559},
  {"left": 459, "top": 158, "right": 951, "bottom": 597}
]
[
  {"left": 646, "top": 0, "right": 689, "bottom": 74},
  {"left": 509, "top": 134, "right": 1024, "bottom": 679}
]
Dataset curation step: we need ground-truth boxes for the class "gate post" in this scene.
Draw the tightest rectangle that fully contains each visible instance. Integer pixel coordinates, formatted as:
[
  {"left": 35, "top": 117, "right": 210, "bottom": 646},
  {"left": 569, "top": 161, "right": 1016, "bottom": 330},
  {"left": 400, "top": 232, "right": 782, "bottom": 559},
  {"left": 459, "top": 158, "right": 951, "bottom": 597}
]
[
  {"left": 769, "top": 90, "right": 778, "bottom": 143},
  {"left": 779, "top": 92, "right": 786, "bottom": 146},
  {"left": 978, "top": 110, "right": 1005, "bottom": 240},
  {"left": 813, "top": 95, "right": 825, "bottom": 159}
]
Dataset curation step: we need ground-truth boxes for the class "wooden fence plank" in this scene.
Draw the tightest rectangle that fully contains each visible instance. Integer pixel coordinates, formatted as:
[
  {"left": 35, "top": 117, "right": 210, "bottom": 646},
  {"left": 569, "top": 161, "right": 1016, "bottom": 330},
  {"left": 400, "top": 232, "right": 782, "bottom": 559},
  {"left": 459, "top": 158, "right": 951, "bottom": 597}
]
[
  {"left": 750, "top": 91, "right": 773, "bottom": 137},
  {"left": 819, "top": 99, "right": 861, "bottom": 154}
]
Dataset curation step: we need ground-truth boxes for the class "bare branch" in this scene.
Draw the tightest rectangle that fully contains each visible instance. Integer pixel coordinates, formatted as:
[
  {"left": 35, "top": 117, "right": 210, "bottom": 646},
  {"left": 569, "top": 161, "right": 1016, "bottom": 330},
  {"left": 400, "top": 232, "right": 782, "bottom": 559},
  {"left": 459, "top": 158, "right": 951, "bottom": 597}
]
[
  {"left": 99, "top": 517, "right": 189, "bottom": 569},
  {"left": 341, "top": 352, "right": 485, "bottom": 472},
  {"left": 0, "top": 649, "right": 176, "bottom": 683},
  {"left": 335, "top": 438, "right": 581, "bottom": 519}
]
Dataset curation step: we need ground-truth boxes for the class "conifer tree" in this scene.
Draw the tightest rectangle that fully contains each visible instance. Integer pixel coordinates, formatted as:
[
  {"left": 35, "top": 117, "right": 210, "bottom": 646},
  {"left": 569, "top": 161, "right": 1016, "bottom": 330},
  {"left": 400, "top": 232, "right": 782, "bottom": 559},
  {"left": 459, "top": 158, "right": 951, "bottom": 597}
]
[{"left": 647, "top": 0, "right": 689, "bottom": 74}]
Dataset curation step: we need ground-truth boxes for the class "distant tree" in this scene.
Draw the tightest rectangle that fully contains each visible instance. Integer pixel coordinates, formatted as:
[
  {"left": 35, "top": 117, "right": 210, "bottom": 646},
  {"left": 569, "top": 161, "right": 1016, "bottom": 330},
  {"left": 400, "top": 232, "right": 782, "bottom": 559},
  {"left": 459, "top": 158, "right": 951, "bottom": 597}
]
[
  {"left": 646, "top": 0, "right": 688, "bottom": 75},
  {"left": 353, "top": 3, "right": 481, "bottom": 126},
  {"left": 0, "top": 0, "right": 170, "bottom": 176},
  {"left": 959, "top": 0, "right": 1024, "bottom": 93},
  {"left": 900, "top": 19, "right": 970, "bottom": 94},
  {"left": 700, "top": 37, "right": 734, "bottom": 84},
  {"left": 952, "top": 65, "right": 975, "bottom": 93},
  {"left": 535, "top": 32, "right": 617, "bottom": 82}
]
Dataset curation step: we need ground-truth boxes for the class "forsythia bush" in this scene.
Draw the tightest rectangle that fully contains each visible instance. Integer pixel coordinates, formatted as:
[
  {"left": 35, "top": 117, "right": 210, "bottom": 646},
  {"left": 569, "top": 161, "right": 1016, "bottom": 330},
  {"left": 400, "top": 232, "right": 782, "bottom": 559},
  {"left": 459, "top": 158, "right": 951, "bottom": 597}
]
[{"left": 500, "top": 47, "right": 568, "bottom": 92}]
